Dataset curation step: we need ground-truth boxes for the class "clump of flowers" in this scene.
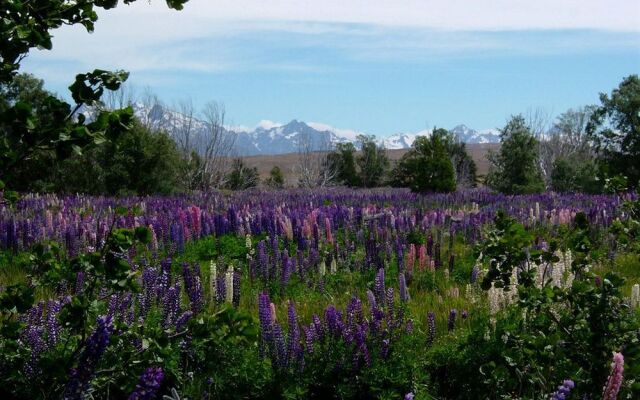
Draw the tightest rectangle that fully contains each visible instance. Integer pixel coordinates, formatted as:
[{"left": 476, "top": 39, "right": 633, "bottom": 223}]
[
  {"left": 551, "top": 379, "right": 575, "bottom": 400},
  {"left": 128, "top": 367, "right": 164, "bottom": 400},
  {"left": 602, "top": 352, "right": 624, "bottom": 400}
]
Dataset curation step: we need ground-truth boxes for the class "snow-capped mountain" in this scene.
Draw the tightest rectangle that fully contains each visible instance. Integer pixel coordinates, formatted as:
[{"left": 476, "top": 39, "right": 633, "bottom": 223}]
[{"left": 131, "top": 103, "right": 500, "bottom": 156}]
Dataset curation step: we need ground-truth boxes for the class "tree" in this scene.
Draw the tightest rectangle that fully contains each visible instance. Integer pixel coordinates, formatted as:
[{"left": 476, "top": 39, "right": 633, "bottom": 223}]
[
  {"left": 587, "top": 75, "right": 640, "bottom": 188},
  {"left": 357, "top": 135, "right": 389, "bottom": 188},
  {"left": 225, "top": 158, "right": 259, "bottom": 190},
  {"left": 295, "top": 132, "right": 336, "bottom": 188},
  {"left": 199, "top": 101, "right": 236, "bottom": 190},
  {"left": 0, "top": 0, "right": 189, "bottom": 198},
  {"left": 449, "top": 138, "right": 477, "bottom": 188},
  {"left": 391, "top": 129, "right": 456, "bottom": 192},
  {"left": 535, "top": 106, "right": 600, "bottom": 192},
  {"left": 328, "top": 142, "right": 360, "bottom": 187},
  {"left": 56, "top": 119, "right": 184, "bottom": 195},
  {"left": 265, "top": 166, "right": 285, "bottom": 189},
  {"left": 486, "top": 115, "right": 545, "bottom": 194}
]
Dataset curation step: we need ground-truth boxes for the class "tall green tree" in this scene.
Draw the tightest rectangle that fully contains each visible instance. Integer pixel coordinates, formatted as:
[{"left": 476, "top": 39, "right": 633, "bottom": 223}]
[
  {"left": 356, "top": 135, "right": 389, "bottom": 188},
  {"left": 587, "top": 74, "right": 640, "bottom": 188},
  {"left": 328, "top": 142, "right": 360, "bottom": 187},
  {"left": 486, "top": 115, "right": 545, "bottom": 194},
  {"left": 391, "top": 129, "right": 456, "bottom": 192}
]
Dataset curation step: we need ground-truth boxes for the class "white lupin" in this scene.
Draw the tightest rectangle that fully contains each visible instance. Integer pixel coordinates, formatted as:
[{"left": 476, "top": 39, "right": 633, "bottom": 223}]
[
  {"left": 319, "top": 260, "right": 326, "bottom": 276},
  {"left": 631, "top": 284, "right": 640, "bottom": 308},
  {"left": 225, "top": 266, "right": 234, "bottom": 303},
  {"left": 330, "top": 258, "right": 337, "bottom": 274},
  {"left": 210, "top": 261, "right": 217, "bottom": 300}
]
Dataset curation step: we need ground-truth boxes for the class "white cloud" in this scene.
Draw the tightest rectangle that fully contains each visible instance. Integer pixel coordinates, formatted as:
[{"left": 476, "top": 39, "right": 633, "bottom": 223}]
[
  {"left": 256, "top": 120, "right": 283, "bottom": 130},
  {"left": 119, "top": 0, "right": 640, "bottom": 32},
  {"left": 20, "top": 0, "right": 640, "bottom": 91}
]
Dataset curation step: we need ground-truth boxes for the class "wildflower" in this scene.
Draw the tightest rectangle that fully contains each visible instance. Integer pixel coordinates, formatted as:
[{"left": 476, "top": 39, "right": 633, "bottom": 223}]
[
  {"left": 551, "top": 379, "right": 574, "bottom": 400},
  {"left": 602, "top": 352, "right": 624, "bottom": 400},
  {"left": 225, "top": 266, "right": 234, "bottom": 304},
  {"left": 128, "top": 367, "right": 164, "bottom": 400},
  {"left": 374, "top": 268, "right": 386, "bottom": 307},
  {"left": 427, "top": 311, "right": 436, "bottom": 346},
  {"left": 631, "top": 284, "right": 639, "bottom": 308},
  {"left": 448, "top": 309, "right": 457, "bottom": 331},
  {"left": 64, "top": 316, "right": 113, "bottom": 399},
  {"left": 399, "top": 273, "right": 410, "bottom": 302}
]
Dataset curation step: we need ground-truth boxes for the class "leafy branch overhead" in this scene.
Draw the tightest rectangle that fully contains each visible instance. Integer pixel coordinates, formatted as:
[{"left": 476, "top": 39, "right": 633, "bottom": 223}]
[{"left": 0, "top": 0, "right": 190, "bottom": 193}]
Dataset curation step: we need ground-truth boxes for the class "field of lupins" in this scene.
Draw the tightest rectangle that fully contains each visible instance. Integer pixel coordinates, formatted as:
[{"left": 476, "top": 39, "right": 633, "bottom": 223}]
[{"left": 0, "top": 189, "right": 639, "bottom": 399}]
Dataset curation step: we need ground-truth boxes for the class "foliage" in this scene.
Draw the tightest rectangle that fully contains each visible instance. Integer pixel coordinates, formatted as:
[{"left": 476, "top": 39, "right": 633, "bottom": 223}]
[
  {"left": 435, "top": 211, "right": 640, "bottom": 398},
  {"left": 225, "top": 158, "right": 259, "bottom": 190},
  {"left": 357, "top": 135, "right": 389, "bottom": 188},
  {"left": 588, "top": 75, "right": 640, "bottom": 188},
  {"left": 0, "top": 0, "right": 191, "bottom": 197},
  {"left": 391, "top": 129, "right": 457, "bottom": 193},
  {"left": 550, "top": 156, "right": 601, "bottom": 193},
  {"left": 265, "top": 166, "right": 285, "bottom": 189},
  {"left": 539, "top": 106, "right": 601, "bottom": 192},
  {"left": 328, "top": 142, "right": 360, "bottom": 187},
  {"left": 486, "top": 115, "right": 545, "bottom": 194},
  {"left": 56, "top": 118, "right": 185, "bottom": 195}
]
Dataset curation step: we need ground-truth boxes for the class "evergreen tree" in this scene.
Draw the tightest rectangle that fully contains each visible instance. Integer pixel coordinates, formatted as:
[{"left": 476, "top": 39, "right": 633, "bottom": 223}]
[{"left": 486, "top": 115, "right": 545, "bottom": 194}]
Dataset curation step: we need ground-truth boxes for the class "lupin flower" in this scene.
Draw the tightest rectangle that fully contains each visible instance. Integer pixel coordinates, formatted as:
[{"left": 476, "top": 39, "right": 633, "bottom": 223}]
[
  {"left": 602, "top": 352, "right": 624, "bottom": 400},
  {"left": 631, "top": 284, "right": 639, "bottom": 308},
  {"left": 406, "top": 319, "right": 414, "bottom": 333},
  {"left": 551, "top": 379, "right": 575, "bottom": 400},
  {"left": 225, "top": 266, "right": 234, "bottom": 304},
  {"left": 427, "top": 311, "right": 436, "bottom": 346},
  {"left": 182, "top": 263, "right": 203, "bottom": 313},
  {"left": 448, "top": 309, "right": 457, "bottom": 331},
  {"left": 380, "top": 338, "right": 390, "bottom": 359},
  {"left": 163, "top": 284, "right": 180, "bottom": 329},
  {"left": 366, "top": 289, "right": 377, "bottom": 311},
  {"left": 286, "top": 300, "right": 302, "bottom": 366},
  {"left": 64, "top": 315, "right": 113, "bottom": 400},
  {"left": 232, "top": 270, "right": 241, "bottom": 307},
  {"left": 209, "top": 261, "right": 217, "bottom": 301},
  {"left": 470, "top": 265, "right": 479, "bottom": 284},
  {"left": 272, "top": 323, "right": 287, "bottom": 368},
  {"left": 399, "top": 273, "right": 410, "bottom": 302},
  {"left": 175, "top": 311, "right": 193, "bottom": 332},
  {"left": 128, "top": 367, "right": 164, "bottom": 400},
  {"left": 374, "top": 268, "right": 386, "bottom": 307}
]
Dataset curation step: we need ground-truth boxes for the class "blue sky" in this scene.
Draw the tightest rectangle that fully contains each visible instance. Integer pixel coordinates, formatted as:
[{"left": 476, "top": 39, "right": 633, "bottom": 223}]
[{"left": 21, "top": 0, "right": 640, "bottom": 136}]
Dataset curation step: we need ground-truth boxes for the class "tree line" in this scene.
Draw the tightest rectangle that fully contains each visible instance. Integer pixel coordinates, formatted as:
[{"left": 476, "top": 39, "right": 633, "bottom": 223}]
[{"left": 2, "top": 70, "right": 638, "bottom": 195}]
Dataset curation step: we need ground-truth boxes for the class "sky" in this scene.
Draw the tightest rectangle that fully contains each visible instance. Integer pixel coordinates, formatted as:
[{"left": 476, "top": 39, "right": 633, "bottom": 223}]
[{"left": 21, "top": 0, "right": 640, "bottom": 136}]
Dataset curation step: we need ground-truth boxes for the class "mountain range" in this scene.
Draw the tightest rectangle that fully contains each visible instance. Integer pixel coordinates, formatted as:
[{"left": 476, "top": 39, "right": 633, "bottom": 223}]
[{"left": 131, "top": 103, "right": 501, "bottom": 157}]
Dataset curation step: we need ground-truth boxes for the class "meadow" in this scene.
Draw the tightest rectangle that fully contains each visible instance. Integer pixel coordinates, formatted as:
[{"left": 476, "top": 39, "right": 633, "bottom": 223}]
[{"left": 0, "top": 188, "right": 638, "bottom": 399}]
